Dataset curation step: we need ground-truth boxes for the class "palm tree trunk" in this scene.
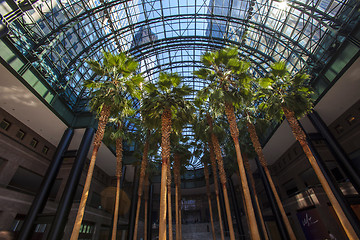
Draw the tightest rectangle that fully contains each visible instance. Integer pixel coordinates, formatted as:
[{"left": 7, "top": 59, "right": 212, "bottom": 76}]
[
  {"left": 133, "top": 134, "right": 150, "bottom": 240},
  {"left": 246, "top": 119, "right": 295, "bottom": 239},
  {"left": 144, "top": 175, "right": 149, "bottom": 240},
  {"left": 236, "top": 171, "right": 249, "bottom": 227},
  {"left": 70, "top": 105, "right": 111, "bottom": 240},
  {"left": 204, "top": 163, "right": 216, "bottom": 240},
  {"left": 112, "top": 137, "right": 123, "bottom": 240},
  {"left": 175, "top": 183, "right": 179, "bottom": 240},
  {"left": 208, "top": 141, "right": 225, "bottom": 240},
  {"left": 224, "top": 103, "right": 260, "bottom": 240},
  {"left": 211, "top": 133, "right": 236, "bottom": 240},
  {"left": 243, "top": 154, "right": 269, "bottom": 240},
  {"left": 282, "top": 106, "right": 358, "bottom": 239},
  {"left": 159, "top": 108, "right": 172, "bottom": 240},
  {"left": 167, "top": 161, "right": 173, "bottom": 240},
  {"left": 144, "top": 199, "right": 148, "bottom": 240},
  {"left": 174, "top": 154, "right": 180, "bottom": 240},
  {"left": 133, "top": 197, "right": 142, "bottom": 240},
  {"left": 178, "top": 172, "right": 182, "bottom": 240},
  {"left": 178, "top": 207, "right": 182, "bottom": 240}
]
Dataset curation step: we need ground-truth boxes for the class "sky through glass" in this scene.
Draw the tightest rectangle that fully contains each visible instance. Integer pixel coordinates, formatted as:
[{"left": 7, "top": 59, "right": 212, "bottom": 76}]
[{"left": 1, "top": 0, "right": 359, "bottom": 169}]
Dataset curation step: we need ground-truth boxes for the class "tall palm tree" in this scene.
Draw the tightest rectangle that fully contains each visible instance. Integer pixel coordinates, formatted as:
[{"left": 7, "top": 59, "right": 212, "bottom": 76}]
[
  {"left": 144, "top": 158, "right": 161, "bottom": 240},
  {"left": 172, "top": 136, "right": 191, "bottom": 240},
  {"left": 242, "top": 153, "right": 269, "bottom": 240},
  {"left": 168, "top": 134, "right": 190, "bottom": 240},
  {"left": 203, "top": 160, "right": 216, "bottom": 240},
  {"left": 107, "top": 114, "right": 137, "bottom": 240},
  {"left": 222, "top": 133, "right": 269, "bottom": 240},
  {"left": 192, "top": 114, "right": 225, "bottom": 240},
  {"left": 133, "top": 129, "right": 151, "bottom": 240},
  {"left": 71, "top": 51, "right": 142, "bottom": 240},
  {"left": 141, "top": 72, "right": 193, "bottom": 240},
  {"left": 192, "top": 138, "right": 216, "bottom": 240},
  {"left": 191, "top": 125, "right": 217, "bottom": 240},
  {"left": 143, "top": 173, "right": 150, "bottom": 240},
  {"left": 231, "top": 84, "right": 296, "bottom": 240},
  {"left": 207, "top": 114, "right": 235, "bottom": 240},
  {"left": 167, "top": 157, "right": 173, "bottom": 240},
  {"left": 133, "top": 103, "right": 162, "bottom": 240},
  {"left": 243, "top": 112, "right": 296, "bottom": 239},
  {"left": 209, "top": 137, "right": 226, "bottom": 240},
  {"left": 175, "top": 152, "right": 187, "bottom": 240},
  {"left": 177, "top": 171, "right": 182, "bottom": 240},
  {"left": 195, "top": 47, "right": 260, "bottom": 239},
  {"left": 259, "top": 61, "right": 358, "bottom": 239},
  {"left": 173, "top": 153, "right": 181, "bottom": 240}
]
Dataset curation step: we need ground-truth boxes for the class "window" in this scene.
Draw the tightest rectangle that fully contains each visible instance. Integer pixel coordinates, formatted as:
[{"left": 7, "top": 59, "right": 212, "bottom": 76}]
[
  {"left": 30, "top": 138, "right": 39, "bottom": 148},
  {"left": 10, "top": 214, "right": 26, "bottom": 232},
  {"left": 79, "top": 222, "right": 95, "bottom": 240},
  {"left": 16, "top": 129, "right": 26, "bottom": 140},
  {"left": 34, "top": 223, "right": 47, "bottom": 233},
  {"left": 8, "top": 167, "right": 43, "bottom": 195},
  {"left": 42, "top": 146, "right": 49, "bottom": 154},
  {"left": 0, "top": 119, "right": 11, "bottom": 130}
]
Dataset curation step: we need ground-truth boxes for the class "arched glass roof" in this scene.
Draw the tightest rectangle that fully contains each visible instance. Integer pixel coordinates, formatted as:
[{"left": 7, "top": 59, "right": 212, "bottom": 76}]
[{"left": 2, "top": 0, "right": 359, "bottom": 112}]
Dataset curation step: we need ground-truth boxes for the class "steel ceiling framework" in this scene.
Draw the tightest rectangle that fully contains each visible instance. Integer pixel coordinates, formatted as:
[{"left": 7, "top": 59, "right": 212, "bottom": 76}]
[
  {"left": 1, "top": 0, "right": 359, "bottom": 169},
  {"left": 2, "top": 0, "right": 358, "bottom": 109}
]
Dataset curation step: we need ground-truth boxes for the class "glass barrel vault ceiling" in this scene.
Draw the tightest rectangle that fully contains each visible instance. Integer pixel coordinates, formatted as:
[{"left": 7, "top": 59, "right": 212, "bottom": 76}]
[
  {"left": 1, "top": 0, "right": 359, "bottom": 112},
  {"left": 0, "top": 0, "right": 359, "bottom": 172}
]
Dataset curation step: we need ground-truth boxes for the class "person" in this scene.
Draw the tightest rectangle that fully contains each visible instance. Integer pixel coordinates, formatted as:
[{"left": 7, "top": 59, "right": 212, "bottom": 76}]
[{"left": 0, "top": 231, "right": 14, "bottom": 240}]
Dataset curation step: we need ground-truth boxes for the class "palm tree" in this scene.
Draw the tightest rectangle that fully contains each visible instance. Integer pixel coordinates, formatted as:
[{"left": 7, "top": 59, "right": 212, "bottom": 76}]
[
  {"left": 168, "top": 105, "right": 193, "bottom": 240},
  {"left": 209, "top": 137, "right": 226, "bottom": 240},
  {"left": 70, "top": 51, "right": 142, "bottom": 240},
  {"left": 195, "top": 47, "right": 261, "bottom": 239},
  {"left": 107, "top": 114, "right": 137, "bottom": 240},
  {"left": 259, "top": 61, "right": 358, "bottom": 239},
  {"left": 203, "top": 160, "right": 216, "bottom": 240},
  {"left": 133, "top": 103, "right": 162, "bottom": 240},
  {"left": 133, "top": 129, "right": 151, "bottom": 240},
  {"left": 144, "top": 158, "right": 161, "bottom": 240},
  {"left": 222, "top": 132, "right": 269, "bottom": 240},
  {"left": 207, "top": 114, "right": 236, "bottom": 240},
  {"left": 172, "top": 136, "right": 191, "bottom": 240},
  {"left": 173, "top": 153, "right": 181, "bottom": 240},
  {"left": 143, "top": 173, "right": 150, "bottom": 240},
  {"left": 192, "top": 114, "right": 225, "bottom": 240},
  {"left": 242, "top": 153, "right": 269, "bottom": 240},
  {"left": 175, "top": 152, "right": 187, "bottom": 240},
  {"left": 167, "top": 156, "right": 174, "bottom": 240},
  {"left": 243, "top": 112, "right": 296, "bottom": 239},
  {"left": 231, "top": 83, "right": 294, "bottom": 239},
  {"left": 191, "top": 131, "right": 216, "bottom": 240},
  {"left": 177, "top": 170, "right": 182, "bottom": 240},
  {"left": 141, "top": 72, "right": 193, "bottom": 240}
]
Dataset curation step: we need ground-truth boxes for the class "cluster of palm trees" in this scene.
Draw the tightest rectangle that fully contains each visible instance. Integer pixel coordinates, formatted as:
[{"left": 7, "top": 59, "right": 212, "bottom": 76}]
[{"left": 69, "top": 47, "right": 358, "bottom": 240}]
